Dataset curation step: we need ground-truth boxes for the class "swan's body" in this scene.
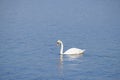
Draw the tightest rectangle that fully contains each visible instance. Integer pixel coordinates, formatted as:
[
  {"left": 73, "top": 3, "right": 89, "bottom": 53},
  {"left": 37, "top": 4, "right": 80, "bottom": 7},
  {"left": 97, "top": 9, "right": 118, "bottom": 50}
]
[
  {"left": 57, "top": 40, "right": 85, "bottom": 54},
  {"left": 64, "top": 48, "right": 85, "bottom": 54}
]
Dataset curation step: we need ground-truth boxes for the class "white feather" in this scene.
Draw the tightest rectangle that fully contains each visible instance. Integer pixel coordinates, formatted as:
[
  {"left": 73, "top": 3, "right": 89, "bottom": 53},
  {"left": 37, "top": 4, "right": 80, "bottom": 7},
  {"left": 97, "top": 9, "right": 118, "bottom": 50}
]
[{"left": 64, "top": 48, "right": 85, "bottom": 54}]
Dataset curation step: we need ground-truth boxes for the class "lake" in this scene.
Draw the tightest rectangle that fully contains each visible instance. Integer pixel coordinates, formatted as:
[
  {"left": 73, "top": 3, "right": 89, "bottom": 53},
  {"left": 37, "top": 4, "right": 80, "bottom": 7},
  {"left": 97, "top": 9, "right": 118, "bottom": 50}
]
[{"left": 0, "top": 0, "right": 120, "bottom": 80}]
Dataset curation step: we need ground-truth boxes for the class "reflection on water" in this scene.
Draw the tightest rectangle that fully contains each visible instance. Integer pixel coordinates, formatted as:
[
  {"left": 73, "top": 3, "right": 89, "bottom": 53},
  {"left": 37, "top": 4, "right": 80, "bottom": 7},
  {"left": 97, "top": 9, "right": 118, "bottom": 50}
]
[
  {"left": 60, "top": 54, "right": 83, "bottom": 63},
  {"left": 59, "top": 54, "right": 83, "bottom": 69},
  {"left": 60, "top": 55, "right": 64, "bottom": 65},
  {"left": 66, "top": 54, "right": 83, "bottom": 59},
  {"left": 58, "top": 54, "right": 84, "bottom": 78}
]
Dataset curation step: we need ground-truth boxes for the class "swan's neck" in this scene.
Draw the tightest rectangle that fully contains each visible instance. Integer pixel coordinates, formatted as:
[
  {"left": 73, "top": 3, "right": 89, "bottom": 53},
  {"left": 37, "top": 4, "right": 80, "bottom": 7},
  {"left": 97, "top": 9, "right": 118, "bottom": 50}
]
[{"left": 60, "top": 42, "right": 64, "bottom": 54}]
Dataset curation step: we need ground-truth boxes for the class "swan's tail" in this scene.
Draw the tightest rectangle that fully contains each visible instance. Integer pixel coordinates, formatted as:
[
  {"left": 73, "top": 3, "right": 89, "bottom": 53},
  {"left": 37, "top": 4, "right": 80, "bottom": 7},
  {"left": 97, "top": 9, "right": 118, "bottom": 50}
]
[
  {"left": 83, "top": 49, "right": 86, "bottom": 51},
  {"left": 82, "top": 49, "right": 85, "bottom": 53}
]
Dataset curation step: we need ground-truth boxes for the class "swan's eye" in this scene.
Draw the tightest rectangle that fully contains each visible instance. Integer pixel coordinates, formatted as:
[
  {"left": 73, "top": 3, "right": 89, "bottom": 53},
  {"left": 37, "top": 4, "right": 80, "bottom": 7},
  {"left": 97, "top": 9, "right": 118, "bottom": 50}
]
[
  {"left": 57, "top": 42, "right": 59, "bottom": 44},
  {"left": 57, "top": 42, "right": 60, "bottom": 46}
]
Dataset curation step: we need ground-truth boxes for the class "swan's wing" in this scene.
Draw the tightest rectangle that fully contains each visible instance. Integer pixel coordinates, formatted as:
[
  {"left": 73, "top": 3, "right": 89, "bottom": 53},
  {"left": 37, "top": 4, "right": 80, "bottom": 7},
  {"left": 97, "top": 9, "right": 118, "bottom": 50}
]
[{"left": 64, "top": 48, "right": 85, "bottom": 54}]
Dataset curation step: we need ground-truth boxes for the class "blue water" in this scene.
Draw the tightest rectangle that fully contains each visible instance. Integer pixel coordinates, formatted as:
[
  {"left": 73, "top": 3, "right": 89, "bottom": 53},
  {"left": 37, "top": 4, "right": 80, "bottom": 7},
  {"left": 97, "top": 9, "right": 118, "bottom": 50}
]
[{"left": 0, "top": 0, "right": 120, "bottom": 80}]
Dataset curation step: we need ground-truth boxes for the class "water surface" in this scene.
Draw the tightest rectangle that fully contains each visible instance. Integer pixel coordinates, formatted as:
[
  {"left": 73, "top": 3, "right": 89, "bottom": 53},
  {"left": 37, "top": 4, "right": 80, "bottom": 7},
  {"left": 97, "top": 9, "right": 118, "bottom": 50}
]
[{"left": 0, "top": 0, "right": 120, "bottom": 80}]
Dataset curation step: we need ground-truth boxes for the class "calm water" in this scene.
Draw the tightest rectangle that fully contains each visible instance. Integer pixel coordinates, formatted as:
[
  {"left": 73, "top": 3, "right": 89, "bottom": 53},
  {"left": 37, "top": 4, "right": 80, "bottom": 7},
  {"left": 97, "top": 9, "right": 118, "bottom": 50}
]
[{"left": 0, "top": 0, "right": 120, "bottom": 80}]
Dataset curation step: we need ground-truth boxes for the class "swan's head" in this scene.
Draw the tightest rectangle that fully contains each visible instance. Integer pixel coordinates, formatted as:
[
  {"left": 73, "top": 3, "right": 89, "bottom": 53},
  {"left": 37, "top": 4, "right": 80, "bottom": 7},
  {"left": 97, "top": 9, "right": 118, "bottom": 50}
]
[{"left": 57, "top": 40, "right": 62, "bottom": 46}]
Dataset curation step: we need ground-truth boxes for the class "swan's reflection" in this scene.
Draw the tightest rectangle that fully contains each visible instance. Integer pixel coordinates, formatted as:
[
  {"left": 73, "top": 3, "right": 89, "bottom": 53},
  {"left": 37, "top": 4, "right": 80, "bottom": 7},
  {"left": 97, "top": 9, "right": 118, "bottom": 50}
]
[
  {"left": 59, "top": 54, "right": 83, "bottom": 69},
  {"left": 58, "top": 54, "right": 83, "bottom": 78},
  {"left": 60, "top": 54, "right": 64, "bottom": 64},
  {"left": 66, "top": 54, "right": 83, "bottom": 59},
  {"left": 58, "top": 54, "right": 83, "bottom": 75},
  {"left": 60, "top": 54, "right": 83, "bottom": 63}
]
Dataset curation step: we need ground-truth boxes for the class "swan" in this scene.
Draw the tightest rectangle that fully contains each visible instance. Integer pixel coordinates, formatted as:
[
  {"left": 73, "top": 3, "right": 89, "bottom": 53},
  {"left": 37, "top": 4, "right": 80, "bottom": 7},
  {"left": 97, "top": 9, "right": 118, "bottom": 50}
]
[{"left": 57, "top": 40, "right": 85, "bottom": 55}]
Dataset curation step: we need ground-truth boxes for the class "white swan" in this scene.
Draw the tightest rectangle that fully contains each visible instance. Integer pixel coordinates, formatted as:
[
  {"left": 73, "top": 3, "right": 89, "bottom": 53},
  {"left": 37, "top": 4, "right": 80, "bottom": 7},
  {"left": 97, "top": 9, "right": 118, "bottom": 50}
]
[{"left": 57, "top": 40, "right": 85, "bottom": 54}]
